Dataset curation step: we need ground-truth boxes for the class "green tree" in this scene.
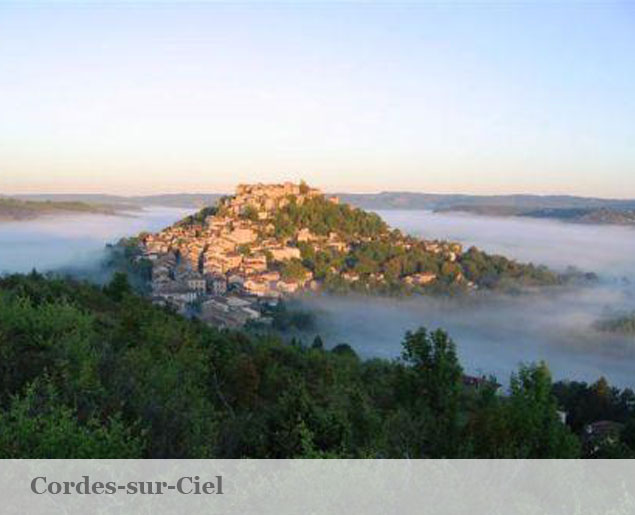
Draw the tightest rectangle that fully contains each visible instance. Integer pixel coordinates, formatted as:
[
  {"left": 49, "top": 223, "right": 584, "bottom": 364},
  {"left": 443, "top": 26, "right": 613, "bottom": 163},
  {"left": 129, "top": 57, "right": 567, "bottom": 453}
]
[
  {"left": 242, "top": 205, "right": 259, "bottom": 222},
  {"left": 0, "top": 379, "right": 145, "bottom": 458},
  {"left": 312, "top": 335, "right": 324, "bottom": 350},
  {"left": 401, "top": 328, "right": 463, "bottom": 416},
  {"left": 399, "top": 328, "right": 463, "bottom": 456},
  {"left": 505, "top": 363, "right": 580, "bottom": 458},
  {"left": 280, "top": 259, "right": 310, "bottom": 281},
  {"left": 103, "top": 272, "right": 131, "bottom": 302},
  {"left": 331, "top": 343, "right": 358, "bottom": 359}
]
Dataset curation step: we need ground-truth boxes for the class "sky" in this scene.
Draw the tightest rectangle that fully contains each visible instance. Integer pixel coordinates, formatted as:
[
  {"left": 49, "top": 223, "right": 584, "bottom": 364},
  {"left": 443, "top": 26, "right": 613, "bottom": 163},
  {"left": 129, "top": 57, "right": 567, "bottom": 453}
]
[{"left": 0, "top": 1, "right": 634, "bottom": 196}]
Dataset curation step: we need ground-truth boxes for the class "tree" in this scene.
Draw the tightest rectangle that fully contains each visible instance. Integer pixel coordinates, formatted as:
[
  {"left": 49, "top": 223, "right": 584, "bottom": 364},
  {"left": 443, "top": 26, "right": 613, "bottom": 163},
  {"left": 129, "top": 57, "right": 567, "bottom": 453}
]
[
  {"left": 505, "top": 363, "right": 580, "bottom": 458},
  {"left": 103, "top": 272, "right": 131, "bottom": 302},
  {"left": 280, "top": 259, "right": 310, "bottom": 281},
  {"left": 0, "top": 379, "right": 145, "bottom": 458},
  {"left": 242, "top": 205, "right": 259, "bottom": 222},
  {"left": 401, "top": 328, "right": 462, "bottom": 416},
  {"left": 331, "top": 343, "right": 358, "bottom": 359},
  {"left": 399, "top": 328, "right": 463, "bottom": 456},
  {"left": 0, "top": 273, "right": 612, "bottom": 459}
]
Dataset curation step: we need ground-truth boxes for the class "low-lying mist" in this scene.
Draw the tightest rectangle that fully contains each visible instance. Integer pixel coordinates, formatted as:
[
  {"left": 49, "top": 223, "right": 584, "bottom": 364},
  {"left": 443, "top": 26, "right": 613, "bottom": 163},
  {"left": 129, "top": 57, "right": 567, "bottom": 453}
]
[
  {"left": 377, "top": 209, "right": 635, "bottom": 277},
  {"left": 297, "top": 285, "right": 635, "bottom": 388},
  {"left": 0, "top": 207, "right": 193, "bottom": 280},
  {"left": 2, "top": 206, "right": 634, "bottom": 387},
  {"left": 297, "top": 211, "right": 635, "bottom": 388}
]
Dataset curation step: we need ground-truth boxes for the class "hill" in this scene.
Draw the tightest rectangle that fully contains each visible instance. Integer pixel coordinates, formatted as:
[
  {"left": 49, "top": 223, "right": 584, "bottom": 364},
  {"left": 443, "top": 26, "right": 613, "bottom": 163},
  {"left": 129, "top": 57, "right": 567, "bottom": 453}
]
[
  {"left": 13, "top": 191, "right": 635, "bottom": 225},
  {"left": 14, "top": 193, "right": 224, "bottom": 209},
  {"left": 340, "top": 192, "right": 635, "bottom": 225},
  {"left": 114, "top": 182, "right": 593, "bottom": 328},
  {"left": 339, "top": 191, "right": 635, "bottom": 210},
  {"left": 594, "top": 312, "right": 635, "bottom": 336},
  {"left": 0, "top": 197, "right": 136, "bottom": 221}
]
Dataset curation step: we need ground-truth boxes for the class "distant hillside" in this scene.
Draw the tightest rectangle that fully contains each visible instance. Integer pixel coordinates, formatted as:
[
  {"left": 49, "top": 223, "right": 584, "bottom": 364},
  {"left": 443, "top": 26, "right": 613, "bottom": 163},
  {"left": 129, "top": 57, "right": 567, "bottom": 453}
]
[
  {"left": 522, "top": 208, "right": 635, "bottom": 226},
  {"left": 433, "top": 205, "right": 635, "bottom": 226},
  {"left": 14, "top": 191, "right": 635, "bottom": 226},
  {"left": 338, "top": 192, "right": 635, "bottom": 226},
  {"left": 339, "top": 191, "right": 635, "bottom": 211},
  {"left": 0, "top": 198, "right": 136, "bottom": 221},
  {"left": 15, "top": 193, "right": 225, "bottom": 209},
  {"left": 131, "top": 193, "right": 224, "bottom": 208},
  {"left": 595, "top": 312, "right": 635, "bottom": 336}
]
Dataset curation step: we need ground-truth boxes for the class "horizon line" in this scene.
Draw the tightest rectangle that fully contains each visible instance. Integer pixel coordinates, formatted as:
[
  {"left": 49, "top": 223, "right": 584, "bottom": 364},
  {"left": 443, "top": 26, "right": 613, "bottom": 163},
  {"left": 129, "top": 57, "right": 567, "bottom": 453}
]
[{"left": 3, "top": 188, "right": 635, "bottom": 202}]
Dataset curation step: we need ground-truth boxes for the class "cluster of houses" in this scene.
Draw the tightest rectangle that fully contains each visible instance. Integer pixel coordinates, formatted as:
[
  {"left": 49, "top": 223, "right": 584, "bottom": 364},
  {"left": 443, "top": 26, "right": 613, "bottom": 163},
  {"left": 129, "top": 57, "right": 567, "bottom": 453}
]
[
  {"left": 136, "top": 182, "right": 469, "bottom": 327},
  {"left": 147, "top": 249, "right": 276, "bottom": 328},
  {"left": 140, "top": 183, "right": 339, "bottom": 326}
]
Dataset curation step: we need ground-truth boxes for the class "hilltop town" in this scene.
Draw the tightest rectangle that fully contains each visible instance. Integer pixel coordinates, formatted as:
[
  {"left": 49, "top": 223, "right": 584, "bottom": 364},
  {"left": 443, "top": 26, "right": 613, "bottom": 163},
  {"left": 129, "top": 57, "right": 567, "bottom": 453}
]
[{"left": 125, "top": 181, "right": 559, "bottom": 327}]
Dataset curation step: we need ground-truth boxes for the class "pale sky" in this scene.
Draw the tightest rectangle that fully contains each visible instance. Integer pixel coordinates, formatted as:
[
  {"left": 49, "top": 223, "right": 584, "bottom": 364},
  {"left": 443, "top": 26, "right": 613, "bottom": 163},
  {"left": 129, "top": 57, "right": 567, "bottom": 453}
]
[{"left": 1, "top": 1, "right": 634, "bottom": 197}]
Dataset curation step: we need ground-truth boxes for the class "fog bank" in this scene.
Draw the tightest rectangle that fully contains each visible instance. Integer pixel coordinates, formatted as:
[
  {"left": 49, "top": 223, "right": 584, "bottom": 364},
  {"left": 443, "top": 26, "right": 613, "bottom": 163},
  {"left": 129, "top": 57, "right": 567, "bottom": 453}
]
[
  {"left": 0, "top": 207, "right": 192, "bottom": 276},
  {"left": 2, "top": 207, "right": 634, "bottom": 387},
  {"left": 300, "top": 211, "right": 635, "bottom": 388},
  {"left": 377, "top": 210, "right": 635, "bottom": 277},
  {"left": 299, "top": 286, "right": 635, "bottom": 388}
]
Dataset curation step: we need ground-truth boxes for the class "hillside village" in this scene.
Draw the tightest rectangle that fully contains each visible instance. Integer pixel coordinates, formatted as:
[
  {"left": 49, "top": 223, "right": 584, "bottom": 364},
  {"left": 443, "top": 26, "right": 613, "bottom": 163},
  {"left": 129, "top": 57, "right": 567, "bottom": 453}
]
[{"left": 128, "top": 182, "right": 468, "bottom": 327}]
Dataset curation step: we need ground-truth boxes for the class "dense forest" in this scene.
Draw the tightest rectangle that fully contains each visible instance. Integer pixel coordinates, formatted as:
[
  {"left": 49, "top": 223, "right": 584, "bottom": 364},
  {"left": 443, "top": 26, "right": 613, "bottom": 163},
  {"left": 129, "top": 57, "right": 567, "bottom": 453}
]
[{"left": 0, "top": 272, "right": 632, "bottom": 458}]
